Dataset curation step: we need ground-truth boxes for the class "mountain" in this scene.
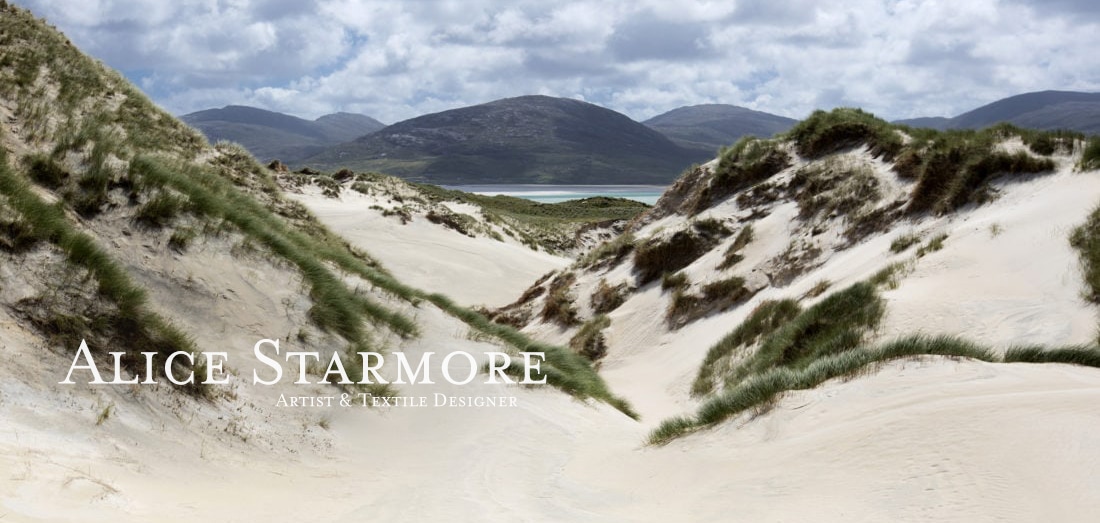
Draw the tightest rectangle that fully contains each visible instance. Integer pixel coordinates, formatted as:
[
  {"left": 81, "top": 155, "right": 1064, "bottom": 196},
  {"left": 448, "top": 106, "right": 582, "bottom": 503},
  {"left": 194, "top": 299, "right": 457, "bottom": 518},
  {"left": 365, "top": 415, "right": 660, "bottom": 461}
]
[
  {"left": 302, "top": 95, "right": 705, "bottom": 184},
  {"left": 643, "top": 104, "right": 797, "bottom": 153},
  {"left": 896, "top": 90, "right": 1100, "bottom": 133},
  {"left": 181, "top": 105, "right": 385, "bottom": 163}
]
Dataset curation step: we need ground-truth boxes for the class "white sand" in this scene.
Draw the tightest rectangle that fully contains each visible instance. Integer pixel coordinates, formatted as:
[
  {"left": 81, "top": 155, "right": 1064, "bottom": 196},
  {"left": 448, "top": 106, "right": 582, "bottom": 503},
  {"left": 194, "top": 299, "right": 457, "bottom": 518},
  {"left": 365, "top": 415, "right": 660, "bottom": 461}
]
[
  {"left": 3, "top": 149, "right": 1100, "bottom": 521},
  {"left": 290, "top": 188, "right": 569, "bottom": 308},
  {"left": 6, "top": 333, "right": 1099, "bottom": 521}
]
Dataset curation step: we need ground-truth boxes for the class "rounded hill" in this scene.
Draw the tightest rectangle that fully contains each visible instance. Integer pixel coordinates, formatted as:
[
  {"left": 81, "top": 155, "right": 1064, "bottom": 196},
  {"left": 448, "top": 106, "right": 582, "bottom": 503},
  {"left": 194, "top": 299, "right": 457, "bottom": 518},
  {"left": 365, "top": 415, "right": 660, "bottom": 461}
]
[{"left": 303, "top": 95, "right": 704, "bottom": 184}]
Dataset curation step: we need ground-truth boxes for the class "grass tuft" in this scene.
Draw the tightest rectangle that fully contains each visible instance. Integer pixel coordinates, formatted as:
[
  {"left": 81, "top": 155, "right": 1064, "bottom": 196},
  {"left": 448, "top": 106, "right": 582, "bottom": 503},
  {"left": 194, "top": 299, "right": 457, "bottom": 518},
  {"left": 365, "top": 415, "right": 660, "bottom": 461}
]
[
  {"left": 916, "top": 233, "right": 948, "bottom": 257},
  {"left": 1004, "top": 346, "right": 1100, "bottom": 368},
  {"left": 653, "top": 334, "right": 1001, "bottom": 445},
  {"left": 717, "top": 225, "right": 754, "bottom": 270},
  {"left": 691, "top": 299, "right": 801, "bottom": 397},
  {"left": 540, "top": 272, "right": 579, "bottom": 326},
  {"left": 633, "top": 230, "right": 716, "bottom": 285},
  {"left": 693, "top": 137, "right": 790, "bottom": 213},
  {"left": 569, "top": 314, "right": 611, "bottom": 361},
  {"left": 580, "top": 232, "right": 636, "bottom": 269},
  {"left": 1070, "top": 203, "right": 1100, "bottom": 303},
  {"left": 590, "top": 279, "right": 629, "bottom": 314},
  {"left": 890, "top": 233, "right": 920, "bottom": 253},
  {"left": 133, "top": 191, "right": 187, "bottom": 228},
  {"left": 1078, "top": 137, "right": 1100, "bottom": 171},
  {"left": 786, "top": 108, "right": 902, "bottom": 160}
]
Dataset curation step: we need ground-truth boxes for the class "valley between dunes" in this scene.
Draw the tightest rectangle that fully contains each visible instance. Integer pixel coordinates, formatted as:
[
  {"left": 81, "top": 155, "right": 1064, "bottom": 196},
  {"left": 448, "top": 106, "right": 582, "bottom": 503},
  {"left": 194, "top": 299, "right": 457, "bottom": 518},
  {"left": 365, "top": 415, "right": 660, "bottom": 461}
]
[{"left": 0, "top": 149, "right": 1098, "bottom": 522}]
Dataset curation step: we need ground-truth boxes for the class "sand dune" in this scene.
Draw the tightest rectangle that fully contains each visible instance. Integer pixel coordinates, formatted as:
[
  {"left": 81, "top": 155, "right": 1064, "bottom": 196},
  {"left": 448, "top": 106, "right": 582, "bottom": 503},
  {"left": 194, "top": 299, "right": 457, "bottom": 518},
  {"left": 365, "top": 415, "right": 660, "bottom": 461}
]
[
  {"left": 3, "top": 119, "right": 1100, "bottom": 522},
  {"left": 291, "top": 187, "right": 569, "bottom": 308}
]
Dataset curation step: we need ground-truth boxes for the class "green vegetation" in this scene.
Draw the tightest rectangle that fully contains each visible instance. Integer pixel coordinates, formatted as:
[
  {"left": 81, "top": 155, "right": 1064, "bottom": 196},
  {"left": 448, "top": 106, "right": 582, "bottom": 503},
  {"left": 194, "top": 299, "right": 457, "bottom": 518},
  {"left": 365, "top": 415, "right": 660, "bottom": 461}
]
[
  {"left": 786, "top": 108, "right": 903, "bottom": 160},
  {"left": 775, "top": 109, "right": 1064, "bottom": 218},
  {"left": 569, "top": 314, "right": 611, "bottom": 361},
  {"left": 1081, "top": 137, "right": 1100, "bottom": 171},
  {"left": 791, "top": 160, "right": 880, "bottom": 221},
  {"left": 96, "top": 403, "right": 114, "bottom": 426},
  {"left": 108, "top": 156, "right": 636, "bottom": 413},
  {"left": 0, "top": 213, "right": 38, "bottom": 253},
  {"left": 130, "top": 156, "right": 417, "bottom": 341},
  {"left": 890, "top": 233, "right": 921, "bottom": 253},
  {"left": 903, "top": 129, "right": 1055, "bottom": 214},
  {"left": 660, "top": 271, "right": 689, "bottom": 292},
  {"left": 540, "top": 272, "right": 579, "bottom": 326},
  {"left": 652, "top": 334, "right": 999, "bottom": 444},
  {"left": 408, "top": 183, "right": 648, "bottom": 253},
  {"left": 804, "top": 279, "right": 831, "bottom": 298},
  {"left": 25, "top": 154, "right": 68, "bottom": 189},
  {"left": 717, "top": 225, "right": 753, "bottom": 270},
  {"left": 634, "top": 221, "right": 730, "bottom": 285},
  {"left": 424, "top": 293, "right": 637, "bottom": 418},
  {"left": 1004, "top": 345, "right": 1100, "bottom": 367},
  {"left": 0, "top": 150, "right": 209, "bottom": 397},
  {"left": 666, "top": 276, "right": 753, "bottom": 329},
  {"left": 425, "top": 208, "right": 479, "bottom": 236},
  {"left": 691, "top": 217, "right": 730, "bottom": 237},
  {"left": 916, "top": 233, "right": 948, "bottom": 257},
  {"left": 1070, "top": 203, "right": 1100, "bottom": 303},
  {"left": 416, "top": 184, "right": 647, "bottom": 225},
  {"left": 167, "top": 226, "right": 196, "bottom": 252},
  {"left": 634, "top": 231, "right": 710, "bottom": 285},
  {"left": 691, "top": 287, "right": 879, "bottom": 397},
  {"left": 663, "top": 334, "right": 997, "bottom": 444},
  {"left": 580, "top": 232, "right": 636, "bottom": 269},
  {"left": 989, "top": 223, "right": 1004, "bottom": 237},
  {"left": 1005, "top": 125, "right": 1081, "bottom": 156},
  {"left": 723, "top": 282, "right": 885, "bottom": 383},
  {"left": 0, "top": 4, "right": 205, "bottom": 155},
  {"left": 134, "top": 191, "right": 188, "bottom": 228},
  {"left": 692, "top": 137, "right": 790, "bottom": 213},
  {"left": 657, "top": 267, "right": 1100, "bottom": 444},
  {"left": 869, "top": 260, "right": 912, "bottom": 290},
  {"left": 590, "top": 279, "right": 629, "bottom": 314}
]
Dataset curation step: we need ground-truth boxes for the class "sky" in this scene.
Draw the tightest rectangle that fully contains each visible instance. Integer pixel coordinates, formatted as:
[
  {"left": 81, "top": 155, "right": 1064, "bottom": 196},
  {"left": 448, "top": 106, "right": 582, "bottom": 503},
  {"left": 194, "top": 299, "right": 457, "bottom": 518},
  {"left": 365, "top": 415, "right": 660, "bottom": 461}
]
[{"left": 14, "top": 0, "right": 1100, "bottom": 124}]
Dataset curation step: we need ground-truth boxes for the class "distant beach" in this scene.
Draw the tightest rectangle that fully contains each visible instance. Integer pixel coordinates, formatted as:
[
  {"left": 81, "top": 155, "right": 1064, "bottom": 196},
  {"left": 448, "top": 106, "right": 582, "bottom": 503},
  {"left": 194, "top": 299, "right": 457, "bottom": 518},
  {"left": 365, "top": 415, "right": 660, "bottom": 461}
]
[{"left": 444, "top": 184, "right": 667, "bottom": 205}]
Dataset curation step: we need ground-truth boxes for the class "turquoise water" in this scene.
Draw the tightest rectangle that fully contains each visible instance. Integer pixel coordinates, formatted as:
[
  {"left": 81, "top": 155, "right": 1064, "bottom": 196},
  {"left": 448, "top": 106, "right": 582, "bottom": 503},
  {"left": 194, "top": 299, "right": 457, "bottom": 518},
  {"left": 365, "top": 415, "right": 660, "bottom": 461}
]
[{"left": 444, "top": 184, "right": 667, "bottom": 205}]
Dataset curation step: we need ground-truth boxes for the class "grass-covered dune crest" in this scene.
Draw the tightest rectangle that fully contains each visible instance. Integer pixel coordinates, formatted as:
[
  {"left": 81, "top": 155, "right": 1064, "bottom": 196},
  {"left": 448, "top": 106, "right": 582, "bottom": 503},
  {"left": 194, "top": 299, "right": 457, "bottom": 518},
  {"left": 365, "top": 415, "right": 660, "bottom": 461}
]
[{"left": 0, "top": 1, "right": 634, "bottom": 415}]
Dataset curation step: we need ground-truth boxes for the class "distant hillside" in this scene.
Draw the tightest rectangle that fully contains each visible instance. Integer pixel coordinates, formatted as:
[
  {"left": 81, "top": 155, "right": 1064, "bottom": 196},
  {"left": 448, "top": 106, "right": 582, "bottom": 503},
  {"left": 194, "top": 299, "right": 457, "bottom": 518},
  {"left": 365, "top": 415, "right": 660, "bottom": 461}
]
[
  {"left": 182, "top": 105, "right": 385, "bottom": 163},
  {"left": 892, "top": 116, "right": 952, "bottom": 130},
  {"left": 302, "top": 95, "right": 702, "bottom": 184},
  {"left": 895, "top": 90, "right": 1100, "bottom": 133},
  {"left": 643, "top": 104, "right": 797, "bottom": 153}
]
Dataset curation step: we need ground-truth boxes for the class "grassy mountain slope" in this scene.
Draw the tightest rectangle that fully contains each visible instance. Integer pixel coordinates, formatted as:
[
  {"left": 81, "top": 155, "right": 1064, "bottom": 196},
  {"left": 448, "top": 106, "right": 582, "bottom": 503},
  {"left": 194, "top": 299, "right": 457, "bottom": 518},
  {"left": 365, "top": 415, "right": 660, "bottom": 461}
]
[
  {"left": 896, "top": 90, "right": 1100, "bottom": 133},
  {"left": 182, "top": 105, "right": 385, "bottom": 164},
  {"left": 302, "top": 95, "right": 701, "bottom": 185}
]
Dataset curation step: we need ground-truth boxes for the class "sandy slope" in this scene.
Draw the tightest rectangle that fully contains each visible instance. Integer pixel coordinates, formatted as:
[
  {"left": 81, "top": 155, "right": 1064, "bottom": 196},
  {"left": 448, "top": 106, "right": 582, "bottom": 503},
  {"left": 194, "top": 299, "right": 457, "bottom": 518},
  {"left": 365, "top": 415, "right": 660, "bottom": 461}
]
[
  {"left": 4, "top": 153, "right": 1100, "bottom": 521},
  {"left": 878, "top": 169, "right": 1100, "bottom": 348},
  {"left": 290, "top": 187, "right": 569, "bottom": 308},
  {"left": 582, "top": 157, "right": 1100, "bottom": 423},
  {"left": 6, "top": 325, "right": 1099, "bottom": 522}
]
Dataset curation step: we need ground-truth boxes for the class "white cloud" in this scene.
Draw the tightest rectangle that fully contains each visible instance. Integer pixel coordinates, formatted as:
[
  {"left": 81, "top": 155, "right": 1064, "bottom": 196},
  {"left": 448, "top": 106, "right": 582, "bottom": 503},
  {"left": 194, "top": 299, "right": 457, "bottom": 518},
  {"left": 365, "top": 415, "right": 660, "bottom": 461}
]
[{"left": 12, "top": 0, "right": 1100, "bottom": 123}]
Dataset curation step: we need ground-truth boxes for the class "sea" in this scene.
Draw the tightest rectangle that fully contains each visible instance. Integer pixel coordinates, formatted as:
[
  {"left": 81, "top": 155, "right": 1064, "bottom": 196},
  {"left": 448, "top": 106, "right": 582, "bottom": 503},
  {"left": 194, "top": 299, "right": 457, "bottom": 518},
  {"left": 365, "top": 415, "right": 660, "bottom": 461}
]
[{"left": 444, "top": 184, "right": 667, "bottom": 205}]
